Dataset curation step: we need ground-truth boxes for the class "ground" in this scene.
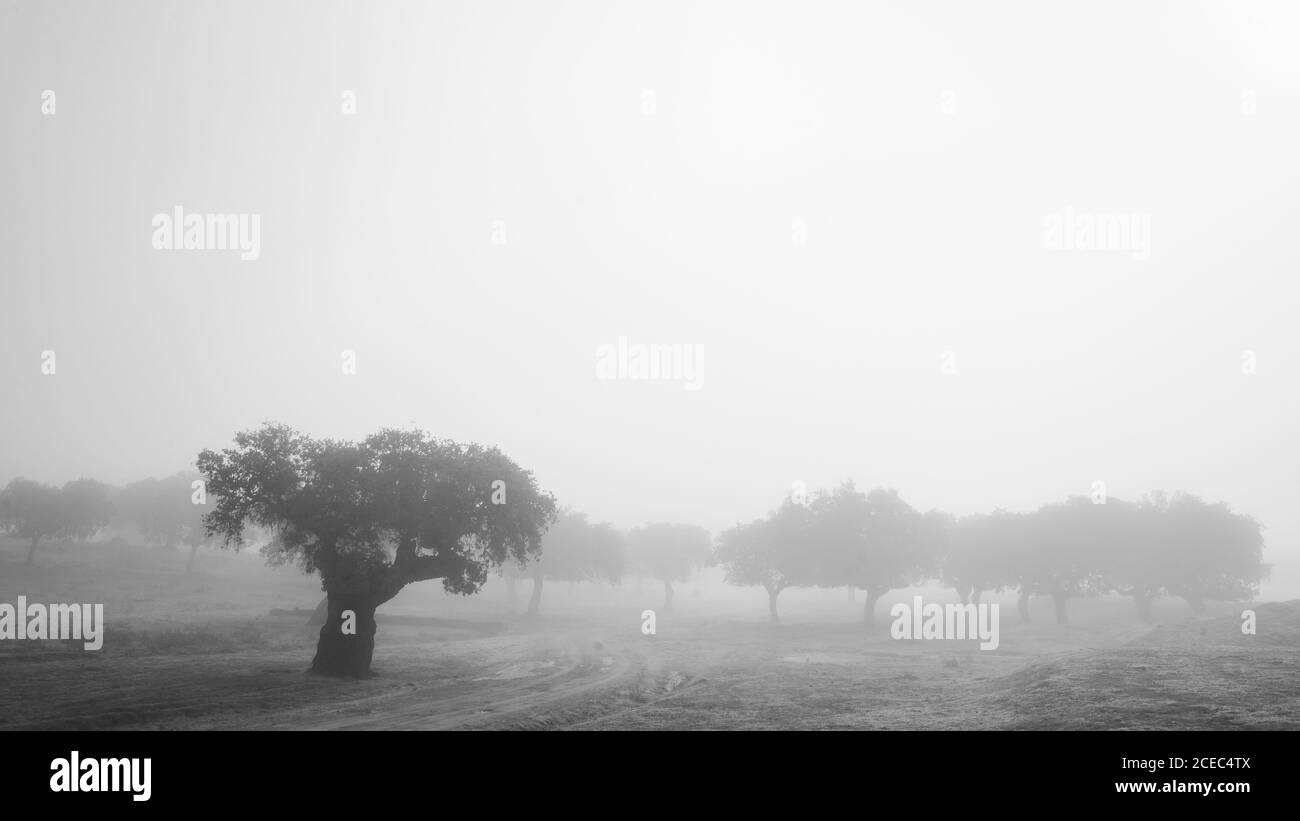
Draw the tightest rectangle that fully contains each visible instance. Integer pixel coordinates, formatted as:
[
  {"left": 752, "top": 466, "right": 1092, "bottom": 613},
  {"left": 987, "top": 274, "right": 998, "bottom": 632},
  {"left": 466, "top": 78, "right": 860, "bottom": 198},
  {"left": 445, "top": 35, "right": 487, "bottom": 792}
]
[{"left": 1, "top": 538, "right": 1295, "bottom": 730}]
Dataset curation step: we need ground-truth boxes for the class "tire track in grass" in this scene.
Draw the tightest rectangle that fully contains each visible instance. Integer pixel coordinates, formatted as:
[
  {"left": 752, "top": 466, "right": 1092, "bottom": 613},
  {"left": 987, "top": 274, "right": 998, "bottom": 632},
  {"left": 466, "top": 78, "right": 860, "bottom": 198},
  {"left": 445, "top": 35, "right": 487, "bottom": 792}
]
[{"left": 295, "top": 651, "right": 635, "bottom": 730}]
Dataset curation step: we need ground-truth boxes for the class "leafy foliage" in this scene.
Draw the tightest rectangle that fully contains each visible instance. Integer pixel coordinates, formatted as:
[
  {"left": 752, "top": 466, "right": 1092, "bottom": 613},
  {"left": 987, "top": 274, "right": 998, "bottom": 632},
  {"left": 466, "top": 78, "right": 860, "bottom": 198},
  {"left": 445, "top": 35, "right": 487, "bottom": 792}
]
[
  {"left": 197, "top": 423, "right": 558, "bottom": 600},
  {"left": 0, "top": 478, "right": 64, "bottom": 551},
  {"left": 524, "top": 509, "right": 624, "bottom": 584},
  {"left": 120, "top": 473, "right": 206, "bottom": 548},
  {"left": 59, "top": 478, "right": 115, "bottom": 542},
  {"left": 628, "top": 522, "right": 712, "bottom": 585}
]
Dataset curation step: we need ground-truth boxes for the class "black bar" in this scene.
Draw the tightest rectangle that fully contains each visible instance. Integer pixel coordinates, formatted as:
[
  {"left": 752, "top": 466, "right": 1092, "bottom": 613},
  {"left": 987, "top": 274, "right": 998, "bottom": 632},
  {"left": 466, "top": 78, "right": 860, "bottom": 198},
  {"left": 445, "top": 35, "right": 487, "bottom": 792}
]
[{"left": 2, "top": 731, "right": 1282, "bottom": 809}]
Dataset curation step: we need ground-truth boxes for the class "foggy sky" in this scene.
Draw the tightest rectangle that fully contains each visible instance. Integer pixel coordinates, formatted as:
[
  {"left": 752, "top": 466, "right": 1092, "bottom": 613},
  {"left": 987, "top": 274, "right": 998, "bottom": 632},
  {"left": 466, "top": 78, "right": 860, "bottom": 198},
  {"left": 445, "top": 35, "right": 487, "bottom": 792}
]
[{"left": 2, "top": 0, "right": 1297, "bottom": 597}]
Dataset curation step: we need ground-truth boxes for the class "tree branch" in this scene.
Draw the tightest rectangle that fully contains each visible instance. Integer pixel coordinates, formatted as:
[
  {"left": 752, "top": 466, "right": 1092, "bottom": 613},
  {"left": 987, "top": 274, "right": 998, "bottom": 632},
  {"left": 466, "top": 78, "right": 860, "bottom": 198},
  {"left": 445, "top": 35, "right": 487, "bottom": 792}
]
[{"left": 380, "top": 551, "right": 453, "bottom": 604}]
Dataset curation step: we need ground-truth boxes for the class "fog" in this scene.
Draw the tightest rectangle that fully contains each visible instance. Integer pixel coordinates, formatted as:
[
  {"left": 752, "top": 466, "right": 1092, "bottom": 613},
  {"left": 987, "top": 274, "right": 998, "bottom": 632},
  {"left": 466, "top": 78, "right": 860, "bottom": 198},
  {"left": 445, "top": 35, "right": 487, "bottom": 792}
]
[
  {"left": 1, "top": 1, "right": 1298, "bottom": 733},
  {"left": 3, "top": 0, "right": 1295, "bottom": 598}
]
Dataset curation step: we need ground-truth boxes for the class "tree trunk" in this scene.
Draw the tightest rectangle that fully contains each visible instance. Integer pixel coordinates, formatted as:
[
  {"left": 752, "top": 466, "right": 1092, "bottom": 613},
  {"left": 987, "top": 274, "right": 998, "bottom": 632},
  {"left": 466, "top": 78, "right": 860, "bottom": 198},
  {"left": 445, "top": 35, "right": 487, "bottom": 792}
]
[
  {"left": 863, "top": 589, "right": 882, "bottom": 627},
  {"left": 768, "top": 587, "right": 781, "bottom": 624},
  {"left": 506, "top": 576, "right": 518, "bottom": 607},
  {"left": 971, "top": 589, "right": 983, "bottom": 606},
  {"left": 846, "top": 585, "right": 855, "bottom": 603},
  {"left": 1017, "top": 589, "right": 1031, "bottom": 624},
  {"left": 26, "top": 535, "right": 40, "bottom": 565},
  {"left": 1133, "top": 591, "right": 1153, "bottom": 623},
  {"left": 1051, "top": 590, "right": 1069, "bottom": 625},
  {"left": 956, "top": 585, "right": 970, "bottom": 605},
  {"left": 186, "top": 544, "right": 199, "bottom": 576},
  {"left": 310, "top": 593, "right": 379, "bottom": 678},
  {"left": 663, "top": 579, "right": 674, "bottom": 613},
  {"left": 527, "top": 573, "right": 543, "bottom": 616}
]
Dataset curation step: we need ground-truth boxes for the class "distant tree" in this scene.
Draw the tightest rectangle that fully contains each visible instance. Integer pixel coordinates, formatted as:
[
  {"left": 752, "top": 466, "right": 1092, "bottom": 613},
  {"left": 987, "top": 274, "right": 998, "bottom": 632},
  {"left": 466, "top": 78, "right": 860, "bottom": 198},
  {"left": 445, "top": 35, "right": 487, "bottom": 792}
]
[
  {"left": 714, "top": 499, "right": 814, "bottom": 623},
  {"left": 523, "top": 510, "right": 624, "bottom": 615},
  {"left": 945, "top": 510, "right": 1026, "bottom": 615},
  {"left": 118, "top": 478, "right": 156, "bottom": 544},
  {"left": 917, "top": 507, "right": 955, "bottom": 588},
  {"left": 180, "top": 494, "right": 212, "bottom": 575},
  {"left": 863, "top": 489, "right": 938, "bottom": 626},
  {"left": 60, "top": 478, "right": 116, "bottom": 543},
  {"left": 1020, "top": 497, "right": 1110, "bottom": 625},
  {"left": 815, "top": 486, "right": 932, "bottom": 627},
  {"left": 198, "top": 423, "right": 557, "bottom": 677},
  {"left": 0, "top": 478, "right": 64, "bottom": 564},
  {"left": 121, "top": 473, "right": 201, "bottom": 549},
  {"left": 806, "top": 482, "right": 870, "bottom": 609},
  {"left": 1154, "top": 492, "right": 1267, "bottom": 614},
  {"left": 1091, "top": 496, "right": 1165, "bottom": 622},
  {"left": 627, "top": 522, "right": 711, "bottom": 612},
  {"left": 950, "top": 492, "right": 1268, "bottom": 625}
]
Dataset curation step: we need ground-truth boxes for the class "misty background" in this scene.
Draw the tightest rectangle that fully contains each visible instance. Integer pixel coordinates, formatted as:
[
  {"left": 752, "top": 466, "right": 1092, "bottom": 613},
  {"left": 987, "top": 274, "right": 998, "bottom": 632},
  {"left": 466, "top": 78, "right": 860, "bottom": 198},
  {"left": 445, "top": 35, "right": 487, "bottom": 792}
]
[{"left": 2, "top": 0, "right": 1297, "bottom": 600}]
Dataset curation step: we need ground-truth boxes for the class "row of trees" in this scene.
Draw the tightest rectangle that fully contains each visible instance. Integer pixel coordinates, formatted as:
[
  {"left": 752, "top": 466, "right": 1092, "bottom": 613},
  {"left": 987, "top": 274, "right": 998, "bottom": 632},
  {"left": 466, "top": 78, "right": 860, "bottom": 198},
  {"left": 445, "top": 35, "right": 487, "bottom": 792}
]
[
  {"left": 712, "top": 482, "right": 1267, "bottom": 625},
  {"left": 503, "top": 514, "right": 710, "bottom": 616},
  {"left": 942, "top": 492, "right": 1266, "bottom": 624},
  {"left": 715, "top": 485, "right": 946, "bottom": 625},
  {"left": 471, "top": 482, "right": 1265, "bottom": 632},
  {"left": 4, "top": 423, "right": 1270, "bottom": 678},
  {"left": 0, "top": 473, "right": 213, "bottom": 570}
]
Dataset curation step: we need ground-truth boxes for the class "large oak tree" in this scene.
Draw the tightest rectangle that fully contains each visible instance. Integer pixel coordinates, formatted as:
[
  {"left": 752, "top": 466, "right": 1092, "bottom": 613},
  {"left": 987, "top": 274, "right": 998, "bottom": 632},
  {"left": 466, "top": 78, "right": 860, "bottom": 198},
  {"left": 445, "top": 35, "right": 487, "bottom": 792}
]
[{"left": 198, "top": 423, "right": 557, "bottom": 677}]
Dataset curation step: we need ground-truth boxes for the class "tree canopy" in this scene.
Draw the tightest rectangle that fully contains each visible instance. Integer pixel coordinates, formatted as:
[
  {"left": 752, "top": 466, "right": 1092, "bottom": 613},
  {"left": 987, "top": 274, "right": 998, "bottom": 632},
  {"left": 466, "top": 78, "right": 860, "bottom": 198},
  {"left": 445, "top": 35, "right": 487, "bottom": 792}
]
[
  {"left": 712, "top": 483, "right": 1267, "bottom": 627},
  {"left": 120, "top": 473, "right": 207, "bottom": 549},
  {"left": 520, "top": 509, "right": 625, "bottom": 615},
  {"left": 943, "top": 492, "right": 1267, "bottom": 624},
  {"left": 628, "top": 522, "right": 712, "bottom": 612},
  {"left": 714, "top": 498, "right": 814, "bottom": 622},
  {"left": 0, "top": 478, "right": 64, "bottom": 564},
  {"left": 59, "top": 478, "right": 115, "bottom": 543}
]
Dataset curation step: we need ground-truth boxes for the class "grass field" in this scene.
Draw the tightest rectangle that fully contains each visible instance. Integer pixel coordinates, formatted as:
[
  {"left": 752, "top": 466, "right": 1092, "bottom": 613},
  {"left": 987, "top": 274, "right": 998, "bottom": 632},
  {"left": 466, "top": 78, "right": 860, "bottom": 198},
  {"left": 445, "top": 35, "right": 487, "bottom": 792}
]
[{"left": 1, "top": 537, "right": 1295, "bottom": 730}]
